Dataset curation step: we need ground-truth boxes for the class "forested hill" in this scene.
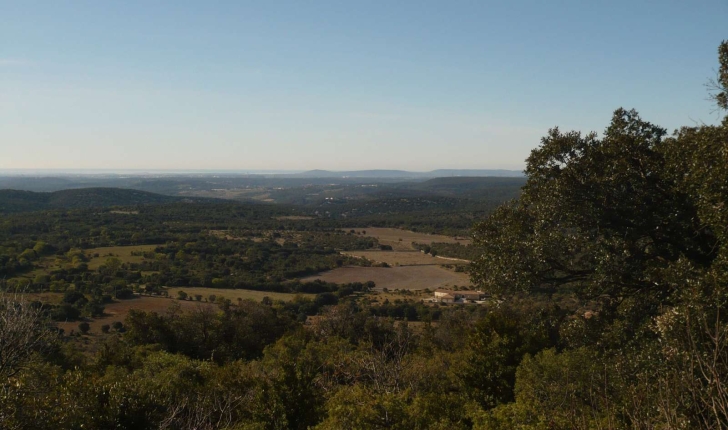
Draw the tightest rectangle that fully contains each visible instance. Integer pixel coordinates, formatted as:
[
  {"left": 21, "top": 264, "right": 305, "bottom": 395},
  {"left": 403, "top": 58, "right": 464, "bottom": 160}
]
[
  {"left": 410, "top": 176, "right": 526, "bottom": 198},
  {"left": 0, "top": 188, "right": 208, "bottom": 213}
]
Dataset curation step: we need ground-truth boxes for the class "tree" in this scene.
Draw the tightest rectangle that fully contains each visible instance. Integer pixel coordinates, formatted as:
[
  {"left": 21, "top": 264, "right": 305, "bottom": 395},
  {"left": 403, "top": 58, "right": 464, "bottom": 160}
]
[
  {"left": 104, "top": 257, "right": 122, "bottom": 275},
  {"left": 101, "top": 324, "right": 110, "bottom": 334},
  {"left": 63, "top": 290, "right": 86, "bottom": 305},
  {"left": 0, "top": 295, "right": 57, "bottom": 380},
  {"left": 78, "top": 322, "right": 90, "bottom": 334},
  {"left": 467, "top": 42, "right": 728, "bottom": 427},
  {"left": 471, "top": 108, "right": 715, "bottom": 305},
  {"left": 177, "top": 291, "right": 188, "bottom": 300},
  {"left": 708, "top": 40, "right": 728, "bottom": 111}
]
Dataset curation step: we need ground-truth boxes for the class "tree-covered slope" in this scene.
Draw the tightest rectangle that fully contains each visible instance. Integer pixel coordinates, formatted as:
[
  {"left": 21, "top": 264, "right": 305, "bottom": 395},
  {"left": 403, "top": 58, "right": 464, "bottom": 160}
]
[{"left": 0, "top": 187, "right": 200, "bottom": 213}]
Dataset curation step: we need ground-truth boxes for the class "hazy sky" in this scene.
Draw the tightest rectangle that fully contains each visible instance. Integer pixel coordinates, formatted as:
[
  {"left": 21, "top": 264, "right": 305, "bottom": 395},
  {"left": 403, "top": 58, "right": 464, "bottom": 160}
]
[{"left": 2, "top": 1, "right": 726, "bottom": 171}]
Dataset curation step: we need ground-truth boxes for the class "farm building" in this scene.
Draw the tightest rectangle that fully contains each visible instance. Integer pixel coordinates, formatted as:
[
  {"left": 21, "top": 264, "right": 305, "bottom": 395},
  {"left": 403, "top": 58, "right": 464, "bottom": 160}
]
[{"left": 433, "top": 289, "right": 487, "bottom": 303}]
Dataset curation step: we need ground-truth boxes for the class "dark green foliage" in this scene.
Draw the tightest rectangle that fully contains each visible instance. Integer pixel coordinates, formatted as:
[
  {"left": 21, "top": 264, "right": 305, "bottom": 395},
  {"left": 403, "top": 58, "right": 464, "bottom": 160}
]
[
  {"left": 114, "top": 288, "right": 135, "bottom": 299},
  {"left": 124, "top": 300, "right": 295, "bottom": 362},
  {"left": 62, "top": 290, "right": 86, "bottom": 305},
  {"left": 51, "top": 303, "right": 81, "bottom": 321},
  {"left": 415, "top": 242, "right": 479, "bottom": 260},
  {"left": 2, "top": 43, "right": 728, "bottom": 429},
  {"left": 466, "top": 43, "right": 728, "bottom": 426},
  {"left": 78, "top": 322, "right": 90, "bottom": 334},
  {"left": 0, "top": 187, "right": 210, "bottom": 214},
  {"left": 710, "top": 40, "right": 728, "bottom": 110},
  {"left": 472, "top": 108, "right": 715, "bottom": 305}
]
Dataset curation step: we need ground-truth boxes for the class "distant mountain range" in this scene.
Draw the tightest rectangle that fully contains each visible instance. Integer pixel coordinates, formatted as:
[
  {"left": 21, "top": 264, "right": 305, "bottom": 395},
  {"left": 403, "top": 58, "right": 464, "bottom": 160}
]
[{"left": 283, "top": 169, "right": 524, "bottom": 179}]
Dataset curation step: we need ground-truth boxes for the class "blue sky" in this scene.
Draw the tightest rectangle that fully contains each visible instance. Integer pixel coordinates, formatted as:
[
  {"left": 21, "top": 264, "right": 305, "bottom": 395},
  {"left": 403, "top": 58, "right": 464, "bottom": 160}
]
[{"left": 1, "top": 1, "right": 726, "bottom": 171}]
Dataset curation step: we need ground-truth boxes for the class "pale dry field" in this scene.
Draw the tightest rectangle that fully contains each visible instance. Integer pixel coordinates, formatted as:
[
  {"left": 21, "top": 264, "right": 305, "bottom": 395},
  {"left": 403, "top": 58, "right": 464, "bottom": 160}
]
[
  {"left": 176, "top": 287, "right": 312, "bottom": 303},
  {"left": 344, "top": 227, "right": 471, "bottom": 251},
  {"left": 301, "top": 265, "right": 471, "bottom": 291},
  {"left": 343, "top": 250, "right": 468, "bottom": 266}
]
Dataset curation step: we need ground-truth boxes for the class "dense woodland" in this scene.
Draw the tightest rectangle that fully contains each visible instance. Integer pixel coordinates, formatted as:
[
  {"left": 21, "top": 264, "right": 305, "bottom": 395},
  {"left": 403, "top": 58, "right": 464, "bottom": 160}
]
[{"left": 0, "top": 42, "right": 727, "bottom": 429}]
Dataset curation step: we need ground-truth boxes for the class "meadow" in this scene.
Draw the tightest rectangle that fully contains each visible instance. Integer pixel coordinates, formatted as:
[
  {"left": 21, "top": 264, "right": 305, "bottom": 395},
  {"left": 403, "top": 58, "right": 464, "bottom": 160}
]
[
  {"left": 301, "top": 265, "right": 471, "bottom": 291},
  {"left": 345, "top": 227, "right": 471, "bottom": 250},
  {"left": 343, "top": 250, "right": 468, "bottom": 266}
]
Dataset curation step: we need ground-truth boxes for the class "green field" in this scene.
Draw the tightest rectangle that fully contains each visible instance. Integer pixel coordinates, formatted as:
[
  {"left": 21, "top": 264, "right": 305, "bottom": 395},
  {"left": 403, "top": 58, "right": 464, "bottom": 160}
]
[
  {"left": 84, "top": 245, "right": 159, "bottom": 270},
  {"left": 172, "top": 287, "right": 313, "bottom": 303}
]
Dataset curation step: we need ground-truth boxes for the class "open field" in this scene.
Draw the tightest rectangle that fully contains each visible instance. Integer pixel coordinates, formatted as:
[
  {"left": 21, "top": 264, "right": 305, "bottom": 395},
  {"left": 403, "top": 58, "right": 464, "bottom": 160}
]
[
  {"left": 344, "top": 227, "right": 471, "bottom": 251},
  {"left": 174, "top": 287, "right": 312, "bottom": 303},
  {"left": 56, "top": 295, "right": 212, "bottom": 334},
  {"left": 9, "top": 244, "right": 161, "bottom": 281},
  {"left": 344, "top": 250, "right": 468, "bottom": 266},
  {"left": 301, "top": 265, "right": 471, "bottom": 291},
  {"left": 18, "top": 287, "right": 309, "bottom": 335},
  {"left": 84, "top": 245, "right": 159, "bottom": 269}
]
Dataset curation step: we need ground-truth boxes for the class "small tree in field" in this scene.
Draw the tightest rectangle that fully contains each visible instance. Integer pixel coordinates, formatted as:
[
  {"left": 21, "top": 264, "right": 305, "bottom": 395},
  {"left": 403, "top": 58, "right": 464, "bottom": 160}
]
[
  {"left": 177, "top": 291, "right": 188, "bottom": 300},
  {"left": 78, "top": 322, "right": 90, "bottom": 334},
  {"left": 101, "top": 324, "right": 110, "bottom": 334}
]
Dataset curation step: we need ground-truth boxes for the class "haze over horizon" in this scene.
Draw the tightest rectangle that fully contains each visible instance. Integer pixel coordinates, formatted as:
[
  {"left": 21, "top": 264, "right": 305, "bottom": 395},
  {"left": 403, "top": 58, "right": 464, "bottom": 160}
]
[{"left": 2, "top": 1, "right": 726, "bottom": 171}]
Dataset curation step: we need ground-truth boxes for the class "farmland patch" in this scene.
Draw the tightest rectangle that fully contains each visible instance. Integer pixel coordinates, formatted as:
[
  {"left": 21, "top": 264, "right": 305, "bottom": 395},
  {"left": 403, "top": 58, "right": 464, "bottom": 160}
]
[
  {"left": 343, "top": 250, "right": 467, "bottom": 266},
  {"left": 344, "top": 227, "right": 471, "bottom": 251},
  {"left": 301, "top": 265, "right": 471, "bottom": 291}
]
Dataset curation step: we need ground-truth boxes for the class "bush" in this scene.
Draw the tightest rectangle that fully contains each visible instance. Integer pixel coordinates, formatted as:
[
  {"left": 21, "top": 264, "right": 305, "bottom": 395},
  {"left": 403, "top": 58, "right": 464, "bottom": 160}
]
[
  {"left": 51, "top": 303, "right": 81, "bottom": 321},
  {"left": 62, "top": 290, "right": 86, "bottom": 305},
  {"left": 78, "top": 322, "right": 90, "bottom": 334},
  {"left": 114, "top": 288, "right": 135, "bottom": 299}
]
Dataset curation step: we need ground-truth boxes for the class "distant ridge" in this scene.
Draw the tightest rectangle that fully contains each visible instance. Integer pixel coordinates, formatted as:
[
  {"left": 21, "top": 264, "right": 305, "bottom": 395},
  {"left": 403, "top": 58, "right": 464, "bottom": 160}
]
[
  {"left": 284, "top": 169, "right": 524, "bottom": 179},
  {"left": 0, "top": 188, "right": 209, "bottom": 213}
]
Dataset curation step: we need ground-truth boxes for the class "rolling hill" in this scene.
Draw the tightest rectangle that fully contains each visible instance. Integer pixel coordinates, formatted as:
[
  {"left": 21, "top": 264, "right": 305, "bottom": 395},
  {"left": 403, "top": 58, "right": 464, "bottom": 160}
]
[
  {"left": 286, "top": 169, "right": 524, "bottom": 179},
  {"left": 0, "top": 188, "right": 205, "bottom": 213}
]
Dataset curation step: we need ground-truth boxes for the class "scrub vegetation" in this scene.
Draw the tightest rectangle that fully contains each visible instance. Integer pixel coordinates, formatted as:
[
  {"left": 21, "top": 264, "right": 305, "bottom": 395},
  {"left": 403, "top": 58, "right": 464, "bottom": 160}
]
[{"left": 1, "top": 41, "right": 727, "bottom": 430}]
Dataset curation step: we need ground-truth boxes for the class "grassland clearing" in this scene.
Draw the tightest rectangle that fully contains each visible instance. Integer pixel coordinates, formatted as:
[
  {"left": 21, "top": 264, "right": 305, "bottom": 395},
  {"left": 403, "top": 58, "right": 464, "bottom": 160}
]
[
  {"left": 33, "top": 286, "right": 307, "bottom": 335},
  {"left": 56, "top": 296, "right": 214, "bottom": 335},
  {"left": 84, "top": 244, "right": 159, "bottom": 270},
  {"left": 344, "top": 227, "right": 471, "bottom": 250},
  {"left": 343, "top": 250, "right": 468, "bottom": 266},
  {"left": 9, "top": 244, "right": 160, "bottom": 281},
  {"left": 301, "top": 265, "right": 471, "bottom": 291},
  {"left": 175, "top": 287, "right": 312, "bottom": 303}
]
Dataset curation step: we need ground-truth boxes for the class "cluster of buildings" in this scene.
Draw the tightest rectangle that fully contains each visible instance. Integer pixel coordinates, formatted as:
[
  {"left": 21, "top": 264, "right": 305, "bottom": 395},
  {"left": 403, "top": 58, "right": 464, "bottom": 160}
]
[{"left": 431, "top": 289, "right": 488, "bottom": 304}]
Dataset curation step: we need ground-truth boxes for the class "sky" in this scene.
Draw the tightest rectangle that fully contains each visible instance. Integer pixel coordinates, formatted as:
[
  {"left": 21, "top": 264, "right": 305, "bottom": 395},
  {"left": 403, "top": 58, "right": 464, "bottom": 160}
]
[{"left": 1, "top": 1, "right": 726, "bottom": 172}]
